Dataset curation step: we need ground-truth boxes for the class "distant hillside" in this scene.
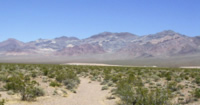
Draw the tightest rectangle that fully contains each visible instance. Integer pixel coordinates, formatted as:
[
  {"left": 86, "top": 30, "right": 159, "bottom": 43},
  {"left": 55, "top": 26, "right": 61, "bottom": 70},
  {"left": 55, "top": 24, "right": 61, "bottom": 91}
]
[{"left": 0, "top": 30, "right": 200, "bottom": 67}]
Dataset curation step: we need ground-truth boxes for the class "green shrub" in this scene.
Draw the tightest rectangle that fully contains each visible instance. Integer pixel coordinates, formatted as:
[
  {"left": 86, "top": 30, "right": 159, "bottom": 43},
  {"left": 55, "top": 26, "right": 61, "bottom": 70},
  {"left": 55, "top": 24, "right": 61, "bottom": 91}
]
[
  {"left": 117, "top": 86, "right": 171, "bottom": 105},
  {"left": 167, "top": 81, "right": 178, "bottom": 92},
  {"left": 175, "top": 77, "right": 182, "bottom": 83},
  {"left": 166, "top": 75, "right": 172, "bottom": 81},
  {"left": 185, "top": 76, "right": 189, "bottom": 80},
  {"left": 63, "top": 79, "right": 80, "bottom": 90},
  {"left": 107, "top": 81, "right": 114, "bottom": 87},
  {"left": 100, "top": 80, "right": 108, "bottom": 85},
  {"left": 195, "top": 77, "right": 200, "bottom": 85},
  {"left": 55, "top": 73, "right": 67, "bottom": 82},
  {"left": 101, "top": 86, "right": 109, "bottom": 90},
  {"left": 42, "top": 69, "right": 49, "bottom": 76},
  {"left": 4, "top": 74, "right": 44, "bottom": 101},
  {"left": 50, "top": 81, "right": 61, "bottom": 87},
  {"left": 0, "top": 74, "right": 8, "bottom": 82},
  {"left": 31, "top": 71, "right": 37, "bottom": 78},
  {"left": 48, "top": 74, "right": 55, "bottom": 78},
  {"left": 0, "top": 99, "right": 5, "bottom": 105},
  {"left": 194, "top": 88, "right": 200, "bottom": 98},
  {"left": 7, "top": 91, "right": 14, "bottom": 95},
  {"left": 34, "top": 87, "right": 45, "bottom": 96}
]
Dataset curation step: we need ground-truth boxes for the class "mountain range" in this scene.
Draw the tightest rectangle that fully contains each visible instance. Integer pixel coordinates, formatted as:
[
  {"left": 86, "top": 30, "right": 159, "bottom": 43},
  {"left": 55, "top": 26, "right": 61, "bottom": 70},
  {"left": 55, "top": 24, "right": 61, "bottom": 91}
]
[{"left": 0, "top": 30, "right": 200, "bottom": 66}]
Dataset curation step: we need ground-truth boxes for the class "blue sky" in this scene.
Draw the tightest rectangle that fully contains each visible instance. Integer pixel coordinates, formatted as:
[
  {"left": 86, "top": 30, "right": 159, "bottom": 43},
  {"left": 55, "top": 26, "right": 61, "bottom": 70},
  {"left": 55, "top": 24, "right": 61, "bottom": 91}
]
[{"left": 0, "top": 0, "right": 200, "bottom": 42}]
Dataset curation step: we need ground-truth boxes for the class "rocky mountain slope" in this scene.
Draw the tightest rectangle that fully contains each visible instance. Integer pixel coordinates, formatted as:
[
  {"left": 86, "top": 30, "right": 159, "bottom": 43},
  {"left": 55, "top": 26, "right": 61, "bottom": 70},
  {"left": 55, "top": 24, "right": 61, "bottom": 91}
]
[{"left": 0, "top": 30, "right": 200, "bottom": 59}]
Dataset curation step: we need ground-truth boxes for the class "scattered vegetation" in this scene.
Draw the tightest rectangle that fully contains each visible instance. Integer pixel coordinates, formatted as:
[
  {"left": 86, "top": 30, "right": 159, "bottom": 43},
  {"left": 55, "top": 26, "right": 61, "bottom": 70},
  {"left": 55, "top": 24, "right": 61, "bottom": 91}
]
[
  {"left": 4, "top": 73, "right": 44, "bottom": 101},
  {"left": 0, "top": 99, "right": 5, "bottom": 105},
  {"left": 0, "top": 63, "right": 200, "bottom": 105},
  {"left": 194, "top": 88, "right": 200, "bottom": 98},
  {"left": 50, "top": 81, "right": 61, "bottom": 87}
]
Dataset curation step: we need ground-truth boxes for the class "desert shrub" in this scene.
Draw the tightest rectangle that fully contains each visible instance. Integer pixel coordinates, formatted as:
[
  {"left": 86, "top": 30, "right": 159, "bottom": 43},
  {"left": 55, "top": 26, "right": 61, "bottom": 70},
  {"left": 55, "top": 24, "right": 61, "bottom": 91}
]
[
  {"left": 178, "top": 97, "right": 184, "bottom": 101},
  {"left": 91, "top": 76, "right": 97, "bottom": 81},
  {"left": 4, "top": 74, "right": 44, "bottom": 101},
  {"left": 166, "top": 75, "right": 172, "bottom": 81},
  {"left": 101, "top": 86, "right": 109, "bottom": 90},
  {"left": 190, "top": 72, "right": 198, "bottom": 78},
  {"left": 115, "top": 72, "right": 172, "bottom": 105},
  {"left": 117, "top": 84, "right": 171, "bottom": 105},
  {"left": 42, "top": 77, "right": 48, "bottom": 82},
  {"left": 7, "top": 91, "right": 14, "bottom": 95},
  {"left": 0, "top": 74, "right": 8, "bottom": 82},
  {"left": 55, "top": 70, "right": 78, "bottom": 83},
  {"left": 175, "top": 77, "right": 182, "bottom": 83},
  {"left": 163, "top": 71, "right": 173, "bottom": 81},
  {"left": 180, "top": 73, "right": 187, "bottom": 80},
  {"left": 42, "top": 68, "right": 49, "bottom": 76},
  {"left": 116, "top": 83, "right": 135, "bottom": 105},
  {"left": 194, "top": 88, "right": 200, "bottom": 98},
  {"left": 156, "top": 83, "right": 162, "bottom": 87},
  {"left": 100, "top": 80, "right": 109, "bottom": 85},
  {"left": 55, "top": 73, "right": 67, "bottom": 82},
  {"left": 21, "top": 87, "right": 44, "bottom": 100},
  {"left": 104, "top": 74, "right": 111, "bottom": 81},
  {"left": 50, "top": 81, "right": 61, "bottom": 87},
  {"left": 0, "top": 99, "right": 5, "bottom": 105},
  {"left": 48, "top": 73, "right": 55, "bottom": 78},
  {"left": 108, "top": 81, "right": 114, "bottom": 87},
  {"left": 107, "top": 95, "right": 115, "bottom": 100},
  {"left": 111, "top": 76, "right": 119, "bottom": 83},
  {"left": 195, "top": 77, "right": 200, "bottom": 85},
  {"left": 167, "top": 81, "right": 178, "bottom": 92},
  {"left": 177, "top": 84, "right": 184, "bottom": 90},
  {"left": 63, "top": 79, "right": 80, "bottom": 90},
  {"left": 152, "top": 75, "right": 160, "bottom": 82},
  {"left": 185, "top": 76, "right": 189, "bottom": 80},
  {"left": 54, "top": 70, "right": 80, "bottom": 90},
  {"left": 31, "top": 87, "right": 44, "bottom": 97}
]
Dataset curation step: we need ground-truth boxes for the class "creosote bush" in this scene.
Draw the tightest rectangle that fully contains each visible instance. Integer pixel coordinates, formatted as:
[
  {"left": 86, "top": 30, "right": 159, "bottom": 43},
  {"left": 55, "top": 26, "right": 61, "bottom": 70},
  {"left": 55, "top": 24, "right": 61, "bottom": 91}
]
[
  {"left": 194, "top": 88, "right": 200, "bottom": 98},
  {"left": 63, "top": 78, "right": 80, "bottom": 90},
  {"left": 4, "top": 74, "right": 44, "bottom": 101},
  {"left": 101, "top": 86, "right": 109, "bottom": 90},
  {"left": 50, "top": 81, "right": 61, "bottom": 87}
]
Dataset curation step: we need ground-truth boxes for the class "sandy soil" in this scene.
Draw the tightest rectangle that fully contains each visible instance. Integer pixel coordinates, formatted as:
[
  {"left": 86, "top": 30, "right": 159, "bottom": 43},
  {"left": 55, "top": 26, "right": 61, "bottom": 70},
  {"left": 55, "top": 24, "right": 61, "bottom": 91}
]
[{"left": 5, "top": 78, "right": 117, "bottom": 105}]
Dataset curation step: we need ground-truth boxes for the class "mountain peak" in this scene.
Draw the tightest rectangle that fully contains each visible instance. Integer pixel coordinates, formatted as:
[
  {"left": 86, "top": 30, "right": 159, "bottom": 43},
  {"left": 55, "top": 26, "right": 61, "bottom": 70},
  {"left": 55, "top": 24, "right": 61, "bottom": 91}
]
[
  {"left": 2, "top": 38, "right": 24, "bottom": 44},
  {"left": 55, "top": 36, "right": 79, "bottom": 40},
  {"left": 89, "top": 32, "right": 137, "bottom": 39},
  {"left": 6, "top": 38, "right": 19, "bottom": 41},
  {"left": 90, "top": 32, "right": 113, "bottom": 39},
  {"left": 157, "top": 30, "right": 177, "bottom": 35},
  {"left": 146, "top": 30, "right": 185, "bottom": 39},
  {"left": 7, "top": 38, "right": 16, "bottom": 40}
]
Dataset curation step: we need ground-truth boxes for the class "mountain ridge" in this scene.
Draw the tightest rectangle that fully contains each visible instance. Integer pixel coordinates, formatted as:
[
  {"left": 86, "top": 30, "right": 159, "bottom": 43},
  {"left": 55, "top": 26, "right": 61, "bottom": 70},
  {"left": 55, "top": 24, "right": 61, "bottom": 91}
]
[{"left": 0, "top": 30, "right": 200, "bottom": 60}]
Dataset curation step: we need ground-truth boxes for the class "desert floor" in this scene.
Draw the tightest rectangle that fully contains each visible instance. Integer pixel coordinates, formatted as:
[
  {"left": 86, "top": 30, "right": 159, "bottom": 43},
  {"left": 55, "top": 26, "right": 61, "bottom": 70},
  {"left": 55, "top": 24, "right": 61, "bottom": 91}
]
[{"left": 5, "top": 78, "right": 117, "bottom": 105}]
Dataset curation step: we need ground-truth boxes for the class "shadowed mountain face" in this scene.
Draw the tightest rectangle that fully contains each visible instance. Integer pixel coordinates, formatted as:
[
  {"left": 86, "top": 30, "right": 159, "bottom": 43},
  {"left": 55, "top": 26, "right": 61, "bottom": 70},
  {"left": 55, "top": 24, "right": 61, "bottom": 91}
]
[{"left": 0, "top": 30, "right": 200, "bottom": 59}]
